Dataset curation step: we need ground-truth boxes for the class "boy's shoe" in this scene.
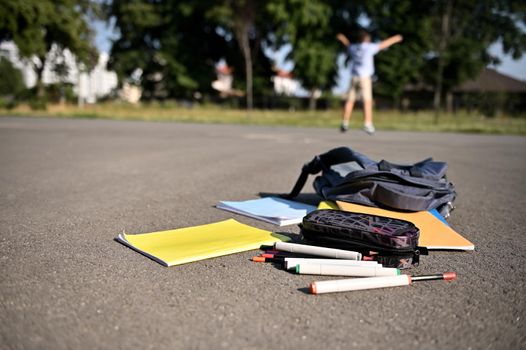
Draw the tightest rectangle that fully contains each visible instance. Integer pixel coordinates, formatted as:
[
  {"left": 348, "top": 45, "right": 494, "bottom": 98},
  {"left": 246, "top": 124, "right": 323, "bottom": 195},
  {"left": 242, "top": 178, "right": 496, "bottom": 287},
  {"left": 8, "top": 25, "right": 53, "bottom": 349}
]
[
  {"left": 340, "top": 124, "right": 349, "bottom": 133},
  {"left": 363, "top": 124, "right": 375, "bottom": 135}
]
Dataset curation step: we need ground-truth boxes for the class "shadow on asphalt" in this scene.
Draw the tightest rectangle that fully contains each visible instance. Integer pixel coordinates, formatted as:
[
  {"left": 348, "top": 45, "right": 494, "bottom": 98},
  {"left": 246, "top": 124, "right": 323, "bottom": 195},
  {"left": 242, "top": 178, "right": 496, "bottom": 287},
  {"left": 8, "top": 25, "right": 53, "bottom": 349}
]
[
  {"left": 296, "top": 287, "right": 312, "bottom": 295},
  {"left": 258, "top": 192, "right": 322, "bottom": 206}
]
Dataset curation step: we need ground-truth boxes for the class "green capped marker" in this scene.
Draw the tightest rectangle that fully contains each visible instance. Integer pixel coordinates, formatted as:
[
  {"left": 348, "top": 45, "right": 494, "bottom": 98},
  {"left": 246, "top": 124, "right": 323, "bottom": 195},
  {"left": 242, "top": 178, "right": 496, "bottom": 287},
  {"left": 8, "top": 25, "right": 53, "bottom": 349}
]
[{"left": 295, "top": 262, "right": 400, "bottom": 277}]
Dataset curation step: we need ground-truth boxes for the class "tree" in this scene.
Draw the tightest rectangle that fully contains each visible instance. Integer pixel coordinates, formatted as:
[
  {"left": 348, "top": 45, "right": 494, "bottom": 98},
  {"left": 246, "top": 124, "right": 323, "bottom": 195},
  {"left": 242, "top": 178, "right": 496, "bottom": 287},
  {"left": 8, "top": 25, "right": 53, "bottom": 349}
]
[
  {"left": 355, "top": 0, "right": 526, "bottom": 114},
  {"left": 425, "top": 0, "right": 526, "bottom": 115},
  {"left": 207, "top": 0, "right": 275, "bottom": 110},
  {"left": 268, "top": 0, "right": 339, "bottom": 110},
  {"left": 358, "top": 1, "right": 433, "bottom": 104},
  {"left": 0, "top": 0, "right": 98, "bottom": 97},
  {"left": 109, "top": 0, "right": 276, "bottom": 105},
  {"left": 0, "top": 57, "right": 25, "bottom": 97},
  {"left": 107, "top": 0, "right": 226, "bottom": 100}
]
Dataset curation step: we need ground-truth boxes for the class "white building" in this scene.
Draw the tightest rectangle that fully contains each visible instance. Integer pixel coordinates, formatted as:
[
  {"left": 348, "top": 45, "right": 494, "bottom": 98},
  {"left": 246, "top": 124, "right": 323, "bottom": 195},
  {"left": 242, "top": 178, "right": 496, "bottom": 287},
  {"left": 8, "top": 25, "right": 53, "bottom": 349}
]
[
  {"left": 0, "top": 41, "right": 118, "bottom": 103},
  {"left": 271, "top": 70, "right": 299, "bottom": 96}
]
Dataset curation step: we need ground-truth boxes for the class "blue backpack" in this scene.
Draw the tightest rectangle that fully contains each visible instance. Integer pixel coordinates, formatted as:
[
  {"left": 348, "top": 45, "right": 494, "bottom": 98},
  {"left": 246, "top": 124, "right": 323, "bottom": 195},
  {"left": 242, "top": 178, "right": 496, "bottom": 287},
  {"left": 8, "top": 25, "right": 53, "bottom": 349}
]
[{"left": 284, "top": 147, "right": 456, "bottom": 218}]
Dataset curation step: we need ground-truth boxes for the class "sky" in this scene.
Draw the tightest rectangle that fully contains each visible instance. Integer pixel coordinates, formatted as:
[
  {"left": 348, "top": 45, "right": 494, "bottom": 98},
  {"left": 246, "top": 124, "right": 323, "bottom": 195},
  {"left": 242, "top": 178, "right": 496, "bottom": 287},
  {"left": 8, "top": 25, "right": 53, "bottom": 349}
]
[{"left": 92, "top": 19, "right": 526, "bottom": 95}]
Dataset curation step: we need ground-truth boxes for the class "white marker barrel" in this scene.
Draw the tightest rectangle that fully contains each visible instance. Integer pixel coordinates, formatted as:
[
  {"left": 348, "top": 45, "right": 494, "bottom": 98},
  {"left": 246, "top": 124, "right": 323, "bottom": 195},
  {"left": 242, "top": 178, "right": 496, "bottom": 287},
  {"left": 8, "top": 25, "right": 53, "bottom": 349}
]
[
  {"left": 285, "top": 258, "right": 379, "bottom": 270},
  {"left": 274, "top": 242, "right": 361, "bottom": 260},
  {"left": 310, "top": 275, "right": 412, "bottom": 294},
  {"left": 297, "top": 263, "right": 399, "bottom": 277}
]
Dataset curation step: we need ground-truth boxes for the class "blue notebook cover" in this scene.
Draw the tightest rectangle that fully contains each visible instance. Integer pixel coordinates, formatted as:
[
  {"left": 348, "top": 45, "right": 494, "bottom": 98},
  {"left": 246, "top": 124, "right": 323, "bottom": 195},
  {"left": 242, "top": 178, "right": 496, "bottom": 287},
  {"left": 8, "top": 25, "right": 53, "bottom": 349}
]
[
  {"left": 429, "top": 208, "right": 449, "bottom": 226},
  {"left": 217, "top": 197, "right": 317, "bottom": 226}
]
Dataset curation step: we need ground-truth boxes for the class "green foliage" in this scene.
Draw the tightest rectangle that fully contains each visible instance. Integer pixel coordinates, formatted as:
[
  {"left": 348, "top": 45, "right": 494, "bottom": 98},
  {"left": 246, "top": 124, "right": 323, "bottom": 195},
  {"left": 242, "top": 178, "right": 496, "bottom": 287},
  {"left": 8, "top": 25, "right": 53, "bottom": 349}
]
[
  {"left": 2, "top": 0, "right": 516, "bottom": 107},
  {"left": 0, "top": 57, "right": 25, "bottom": 96},
  {"left": 0, "top": 57, "right": 25, "bottom": 109},
  {"left": 45, "top": 83, "right": 77, "bottom": 103},
  {"left": 108, "top": 0, "right": 276, "bottom": 104},
  {"left": 227, "top": 48, "right": 275, "bottom": 97},
  {"left": 105, "top": 0, "right": 526, "bottom": 107},
  {"left": 206, "top": 0, "right": 277, "bottom": 109},
  {"left": 361, "top": 1, "right": 434, "bottom": 99},
  {"left": 463, "top": 92, "right": 523, "bottom": 118},
  {"left": 0, "top": 0, "right": 98, "bottom": 102},
  {"left": 14, "top": 83, "right": 75, "bottom": 110},
  {"left": 0, "top": 0, "right": 98, "bottom": 67},
  {"left": 355, "top": 0, "right": 526, "bottom": 107},
  {"left": 438, "top": 0, "right": 525, "bottom": 91},
  {"left": 268, "top": 0, "right": 338, "bottom": 94}
]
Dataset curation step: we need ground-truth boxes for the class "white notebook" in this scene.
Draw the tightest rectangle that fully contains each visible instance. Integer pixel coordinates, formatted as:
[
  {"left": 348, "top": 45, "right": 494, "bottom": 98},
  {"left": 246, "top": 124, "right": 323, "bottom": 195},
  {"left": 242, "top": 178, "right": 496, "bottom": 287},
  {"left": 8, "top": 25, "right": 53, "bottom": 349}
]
[{"left": 217, "top": 197, "right": 317, "bottom": 226}]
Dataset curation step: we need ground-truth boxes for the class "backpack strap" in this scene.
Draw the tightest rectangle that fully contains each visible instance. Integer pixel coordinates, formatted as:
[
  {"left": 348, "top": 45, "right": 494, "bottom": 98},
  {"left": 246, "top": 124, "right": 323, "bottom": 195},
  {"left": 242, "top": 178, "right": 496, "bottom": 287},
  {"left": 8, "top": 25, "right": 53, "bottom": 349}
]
[
  {"left": 282, "top": 156, "right": 323, "bottom": 199},
  {"left": 283, "top": 147, "right": 364, "bottom": 199}
]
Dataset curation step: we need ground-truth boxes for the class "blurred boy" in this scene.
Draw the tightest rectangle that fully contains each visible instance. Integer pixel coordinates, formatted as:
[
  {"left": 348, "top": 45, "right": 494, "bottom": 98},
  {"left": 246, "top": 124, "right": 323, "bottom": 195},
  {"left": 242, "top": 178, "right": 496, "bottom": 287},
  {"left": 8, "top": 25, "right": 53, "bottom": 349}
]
[{"left": 337, "top": 31, "right": 403, "bottom": 134}]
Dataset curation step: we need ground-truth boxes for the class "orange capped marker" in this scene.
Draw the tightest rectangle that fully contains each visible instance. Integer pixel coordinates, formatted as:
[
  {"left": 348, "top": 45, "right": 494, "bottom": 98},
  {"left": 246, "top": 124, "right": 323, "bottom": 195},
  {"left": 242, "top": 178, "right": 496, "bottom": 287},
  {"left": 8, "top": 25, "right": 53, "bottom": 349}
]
[
  {"left": 251, "top": 256, "right": 285, "bottom": 263},
  {"left": 309, "top": 272, "right": 457, "bottom": 294}
]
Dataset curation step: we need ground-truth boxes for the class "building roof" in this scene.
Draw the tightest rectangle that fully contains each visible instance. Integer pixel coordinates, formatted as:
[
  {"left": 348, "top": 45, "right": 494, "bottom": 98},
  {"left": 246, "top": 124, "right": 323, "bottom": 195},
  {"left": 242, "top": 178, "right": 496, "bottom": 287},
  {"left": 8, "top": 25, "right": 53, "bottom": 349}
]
[
  {"left": 216, "top": 65, "right": 233, "bottom": 74},
  {"left": 454, "top": 68, "right": 526, "bottom": 93},
  {"left": 275, "top": 70, "right": 293, "bottom": 79}
]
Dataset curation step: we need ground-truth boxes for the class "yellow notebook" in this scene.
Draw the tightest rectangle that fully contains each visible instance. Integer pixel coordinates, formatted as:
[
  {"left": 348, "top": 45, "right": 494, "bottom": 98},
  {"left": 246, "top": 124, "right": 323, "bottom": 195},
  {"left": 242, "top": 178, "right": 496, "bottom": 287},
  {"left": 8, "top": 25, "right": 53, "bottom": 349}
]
[
  {"left": 336, "top": 201, "right": 474, "bottom": 251},
  {"left": 317, "top": 201, "right": 339, "bottom": 210},
  {"left": 117, "top": 219, "right": 290, "bottom": 266}
]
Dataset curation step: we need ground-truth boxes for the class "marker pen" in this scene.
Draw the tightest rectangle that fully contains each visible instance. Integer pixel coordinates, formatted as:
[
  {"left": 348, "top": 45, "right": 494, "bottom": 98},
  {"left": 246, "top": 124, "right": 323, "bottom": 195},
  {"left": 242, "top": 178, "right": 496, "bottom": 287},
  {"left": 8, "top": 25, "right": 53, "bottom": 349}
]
[
  {"left": 411, "top": 273, "right": 457, "bottom": 281},
  {"left": 252, "top": 256, "right": 379, "bottom": 269},
  {"left": 260, "top": 252, "right": 321, "bottom": 259},
  {"left": 261, "top": 250, "right": 281, "bottom": 255},
  {"left": 260, "top": 253, "right": 283, "bottom": 258},
  {"left": 309, "top": 272, "right": 457, "bottom": 294},
  {"left": 284, "top": 258, "right": 379, "bottom": 270},
  {"left": 251, "top": 256, "right": 285, "bottom": 264},
  {"left": 297, "top": 263, "right": 398, "bottom": 277},
  {"left": 274, "top": 242, "right": 361, "bottom": 260}
]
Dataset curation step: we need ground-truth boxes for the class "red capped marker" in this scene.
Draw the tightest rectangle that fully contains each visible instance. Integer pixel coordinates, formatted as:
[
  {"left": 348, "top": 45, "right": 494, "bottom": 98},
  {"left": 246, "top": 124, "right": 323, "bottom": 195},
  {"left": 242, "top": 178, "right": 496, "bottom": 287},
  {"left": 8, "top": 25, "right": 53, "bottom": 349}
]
[{"left": 310, "top": 272, "right": 457, "bottom": 294}]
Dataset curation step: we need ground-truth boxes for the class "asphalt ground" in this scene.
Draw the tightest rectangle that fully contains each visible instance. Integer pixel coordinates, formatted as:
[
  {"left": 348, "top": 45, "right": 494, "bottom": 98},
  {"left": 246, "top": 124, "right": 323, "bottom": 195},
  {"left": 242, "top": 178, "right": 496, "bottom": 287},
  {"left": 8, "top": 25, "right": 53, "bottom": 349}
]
[{"left": 1, "top": 117, "right": 525, "bottom": 350}]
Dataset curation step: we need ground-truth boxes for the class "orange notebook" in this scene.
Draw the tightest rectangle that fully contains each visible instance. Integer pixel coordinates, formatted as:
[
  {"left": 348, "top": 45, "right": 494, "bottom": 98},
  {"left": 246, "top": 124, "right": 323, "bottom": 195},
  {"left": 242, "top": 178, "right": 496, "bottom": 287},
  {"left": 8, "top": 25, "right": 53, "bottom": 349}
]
[{"left": 336, "top": 201, "right": 474, "bottom": 250}]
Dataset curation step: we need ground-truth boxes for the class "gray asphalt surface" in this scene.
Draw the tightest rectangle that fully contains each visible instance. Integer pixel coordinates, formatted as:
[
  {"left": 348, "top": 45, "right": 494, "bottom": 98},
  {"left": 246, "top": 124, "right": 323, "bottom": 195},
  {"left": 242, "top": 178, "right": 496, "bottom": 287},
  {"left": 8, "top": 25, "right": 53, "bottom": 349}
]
[{"left": 1, "top": 117, "right": 525, "bottom": 350}]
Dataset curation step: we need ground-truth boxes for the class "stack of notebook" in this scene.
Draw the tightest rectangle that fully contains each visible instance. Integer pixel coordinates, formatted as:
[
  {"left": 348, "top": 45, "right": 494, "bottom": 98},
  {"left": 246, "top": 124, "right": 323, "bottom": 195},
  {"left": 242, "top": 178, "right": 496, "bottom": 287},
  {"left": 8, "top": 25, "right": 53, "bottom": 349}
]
[
  {"left": 117, "top": 219, "right": 289, "bottom": 266},
  {"left": 117, "top": 197, "right": 474, "bottom": 268},
  {"left": 216, "top": 196, "right": 317, "bottom": 226}
]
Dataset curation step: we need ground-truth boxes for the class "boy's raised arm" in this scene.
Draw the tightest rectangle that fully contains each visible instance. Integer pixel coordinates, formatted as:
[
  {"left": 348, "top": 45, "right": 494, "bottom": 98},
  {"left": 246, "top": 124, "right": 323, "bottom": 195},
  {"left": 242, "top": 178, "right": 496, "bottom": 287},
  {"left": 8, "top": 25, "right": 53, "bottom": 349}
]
[
  {"left": 379, "top": 34, "right": 403, "bottom": 50},
  {"left": 336, "top": 33, "right": 351, "bottom": 48}
]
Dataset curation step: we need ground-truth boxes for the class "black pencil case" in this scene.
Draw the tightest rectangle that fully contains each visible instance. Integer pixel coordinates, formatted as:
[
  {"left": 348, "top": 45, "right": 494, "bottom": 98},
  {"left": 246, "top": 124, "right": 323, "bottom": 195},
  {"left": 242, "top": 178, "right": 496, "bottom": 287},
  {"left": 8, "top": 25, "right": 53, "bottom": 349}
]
[{"left": 299, "top": 209, "right": 428, "bottom": 269}]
